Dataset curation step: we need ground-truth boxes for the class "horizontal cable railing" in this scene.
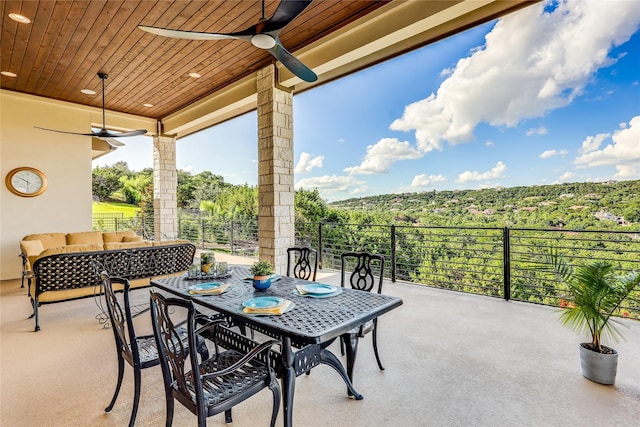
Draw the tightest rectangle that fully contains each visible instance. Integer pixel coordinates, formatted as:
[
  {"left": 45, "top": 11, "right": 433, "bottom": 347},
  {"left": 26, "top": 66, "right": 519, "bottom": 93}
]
[
  {"left": 93, "top": 212, "right": 640, "bottom": 319},
  {"left": 177, "top": 212, "right": 259, "bottom": 256},
  {"left": 92, "top": 213, "right": 154, "bottom": 240}
]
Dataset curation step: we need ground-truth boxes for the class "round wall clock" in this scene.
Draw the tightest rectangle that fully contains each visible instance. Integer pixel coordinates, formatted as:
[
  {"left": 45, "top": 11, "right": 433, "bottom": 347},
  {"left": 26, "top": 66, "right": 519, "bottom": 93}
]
[{"left": 5, "top": 167, "right": 48, "bottom": 197}]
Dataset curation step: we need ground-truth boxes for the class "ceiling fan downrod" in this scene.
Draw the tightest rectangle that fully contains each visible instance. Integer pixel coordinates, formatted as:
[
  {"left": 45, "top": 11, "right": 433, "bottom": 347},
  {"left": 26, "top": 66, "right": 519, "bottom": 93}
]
[{"left": 98, "top": 72, "right": 108, "bottom": 131}]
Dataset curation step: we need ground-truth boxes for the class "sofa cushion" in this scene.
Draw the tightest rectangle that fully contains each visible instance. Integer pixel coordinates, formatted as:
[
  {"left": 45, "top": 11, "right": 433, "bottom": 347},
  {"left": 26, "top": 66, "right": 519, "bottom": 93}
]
[
  {"left": 20, "top": 240, "right": 44, "bottom": 257},
  {"left": 23, "top": 233, "right": 67, "bottom": 250},
  {"left": 122, "top": 235, "right": 143, "bottom": 243},
  {"left": 38, "top": 244, "right": 104, "bottom": 259},
  {"left": 102, "top": 231, "right": 138, "bottom": 243},
  {"left": 20, "top": 240, "right": 44, "bottom": 271},
  {"left": 66, "top": 231, "right": 104, "bottom": 246},
  {"left": 104, "top": 241, "right": 152, "bottom": 250}
]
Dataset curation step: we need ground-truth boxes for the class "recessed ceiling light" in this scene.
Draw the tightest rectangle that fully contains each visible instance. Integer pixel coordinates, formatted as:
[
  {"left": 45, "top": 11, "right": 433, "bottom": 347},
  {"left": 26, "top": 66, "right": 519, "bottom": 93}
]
[
  {"left": 81, "top": 89, "right": 96, "bottom": 95},
  {"left": 188, "top": 72, "right": 201, "bottom": 78},
  {"left": 143, "top": 103, "right": 154, "bottom": 107},
  {"left": 1, "top": 71, "right": 17, "bottom": 77},
  {"left": 9, "top": 13, "right": 31, "bottom": 24}
]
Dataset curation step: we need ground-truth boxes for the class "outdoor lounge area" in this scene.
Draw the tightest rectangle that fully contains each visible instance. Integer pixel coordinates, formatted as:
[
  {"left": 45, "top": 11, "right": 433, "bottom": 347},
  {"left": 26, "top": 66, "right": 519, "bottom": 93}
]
[{"left": 1, "top": 253, "right": 639, "bottom": 426}]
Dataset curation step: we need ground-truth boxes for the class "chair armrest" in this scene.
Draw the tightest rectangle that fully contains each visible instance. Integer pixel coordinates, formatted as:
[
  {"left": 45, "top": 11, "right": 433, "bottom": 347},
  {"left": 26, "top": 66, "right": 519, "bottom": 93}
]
[
  {"left": 193, "top": 314, "right": 227, "bottom": 336},
  {"left": 201, "top": 338, "right": 280, "bottom": 378}
]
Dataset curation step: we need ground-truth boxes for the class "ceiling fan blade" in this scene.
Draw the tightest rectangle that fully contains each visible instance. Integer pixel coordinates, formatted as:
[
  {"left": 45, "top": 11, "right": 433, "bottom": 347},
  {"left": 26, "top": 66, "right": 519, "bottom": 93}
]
[
  {"left": 262, "top": 0, "right": 313, "bottom": 33},
  {"left": 269, "top": 39, "right": 317, "bottom": 82},
  {"left": 93, "top": 129, "right": 147, "bottom": 138},
  {"left": 34, "top": 126, "right": 97, "bottom": 137},
  {"left": 35, "top": 126, "right": 146, "bottom": 138},
  {"left": 138, "top": 25, "right": 238, "bottom": 41}
]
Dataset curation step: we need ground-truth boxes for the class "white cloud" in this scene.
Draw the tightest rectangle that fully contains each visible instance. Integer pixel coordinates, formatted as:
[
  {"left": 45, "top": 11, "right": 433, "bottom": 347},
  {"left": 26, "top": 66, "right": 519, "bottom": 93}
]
[
  {"left": 410, "top": 174, "right": 447, "bottom": 188},
  {"left": 390, "top": 0, "right": 640, "bottom": 152},
  {"left": 540, "top": 149, "right": 568, "bottom": 159},
  {"left": 294, "top": 152, "right": 324, "bottom": 174},
  {"left": 485, "top": 140, "right": 494, "bottom": 147},
  {"left": 526, "top": 126, "right": 548, "bottom": 136},
  {"left": 579, "top": 133, "right": 610, "bottom": 154},
  {"left": 295, "top": 175, "right": 368, "bottom": 195},
  {"left": 456, "top": 161, "right": 507, "bottom": 183},
  {"left": 344, "top": 138, "right": 422, "bottom": 175},
  {"left": 559, "top": 171, "right": 574, "bottom": 182},
  {"left": 574, "top": 115, "right": 640, "bottom": 179}
]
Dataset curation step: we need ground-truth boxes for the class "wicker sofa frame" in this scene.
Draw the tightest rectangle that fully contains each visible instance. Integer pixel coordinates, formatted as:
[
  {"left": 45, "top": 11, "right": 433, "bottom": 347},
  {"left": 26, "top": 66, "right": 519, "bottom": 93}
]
[{"left": 31, "top": 242, "right": 196, "bottom": 331}]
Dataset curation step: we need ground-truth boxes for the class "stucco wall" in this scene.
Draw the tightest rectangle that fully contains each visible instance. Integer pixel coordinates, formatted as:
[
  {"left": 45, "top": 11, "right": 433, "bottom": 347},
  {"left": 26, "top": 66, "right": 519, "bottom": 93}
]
[{"left": 0, "top": 90, "right": 154, "bottom": 280}]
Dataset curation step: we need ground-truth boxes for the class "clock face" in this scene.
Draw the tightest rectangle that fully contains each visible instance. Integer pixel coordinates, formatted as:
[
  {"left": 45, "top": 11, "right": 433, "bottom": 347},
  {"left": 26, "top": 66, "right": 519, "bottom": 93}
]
[{"left": 6, "top": 167, "right": 48, "bottom": 197}]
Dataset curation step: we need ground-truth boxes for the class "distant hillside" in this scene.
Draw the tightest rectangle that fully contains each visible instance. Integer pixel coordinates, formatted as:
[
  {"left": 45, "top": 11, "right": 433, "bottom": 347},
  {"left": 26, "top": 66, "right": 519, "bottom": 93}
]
[{"left": 328, "top": 180, "right": 640, "bottom": 230}]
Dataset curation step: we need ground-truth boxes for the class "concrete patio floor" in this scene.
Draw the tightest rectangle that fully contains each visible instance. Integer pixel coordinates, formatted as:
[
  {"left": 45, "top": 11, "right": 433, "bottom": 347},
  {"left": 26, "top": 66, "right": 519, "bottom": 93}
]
[{"left": 1, "top": 253, "right": 639, "bottom": 426}]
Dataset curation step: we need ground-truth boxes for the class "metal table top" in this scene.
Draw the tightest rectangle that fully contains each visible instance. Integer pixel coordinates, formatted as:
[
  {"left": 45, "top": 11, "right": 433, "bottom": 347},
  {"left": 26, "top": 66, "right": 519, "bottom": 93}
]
[{"left": 152, "top": 266, "right": 403, "bottom": 345}]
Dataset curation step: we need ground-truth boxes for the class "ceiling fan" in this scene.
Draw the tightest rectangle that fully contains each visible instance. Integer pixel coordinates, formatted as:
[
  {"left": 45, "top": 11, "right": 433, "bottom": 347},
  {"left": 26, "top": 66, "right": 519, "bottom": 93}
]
[
  {"left": 35, "top": 72, "right": 148, "bottom": 139},
  {"left": 138, "top": 0, "right": 317, "bottom": 82}
]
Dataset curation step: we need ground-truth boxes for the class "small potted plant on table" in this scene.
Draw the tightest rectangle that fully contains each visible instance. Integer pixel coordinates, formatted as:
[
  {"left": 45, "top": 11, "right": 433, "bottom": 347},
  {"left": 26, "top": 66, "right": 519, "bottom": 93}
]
[
  {"left": 250, "top": 260, "right": 274, "bottom": 291},
  {"left": 546, "top": 250, "right": 640, "bottom": 384}
]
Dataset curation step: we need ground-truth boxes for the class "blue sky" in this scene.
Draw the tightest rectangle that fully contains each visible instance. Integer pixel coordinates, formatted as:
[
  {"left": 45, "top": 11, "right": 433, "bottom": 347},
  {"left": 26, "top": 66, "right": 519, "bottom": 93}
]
[{"left": 94, "top": 0, "right": 640, "bottom": 202}]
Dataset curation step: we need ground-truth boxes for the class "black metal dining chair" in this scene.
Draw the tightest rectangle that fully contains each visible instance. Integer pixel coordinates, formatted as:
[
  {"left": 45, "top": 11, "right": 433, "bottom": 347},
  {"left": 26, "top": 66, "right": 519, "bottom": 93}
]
[
  {"left": 99, "top": 271, "right": 208, "bottom": 427},
  {"left": 340, "top": 251, "right": 386, "bottom": 380},
  {"left": 150, "top": 291, "right": 281, "bottom": 427},
  {"left": 286, "top": 246, "right": 318, "bottom": 281}
]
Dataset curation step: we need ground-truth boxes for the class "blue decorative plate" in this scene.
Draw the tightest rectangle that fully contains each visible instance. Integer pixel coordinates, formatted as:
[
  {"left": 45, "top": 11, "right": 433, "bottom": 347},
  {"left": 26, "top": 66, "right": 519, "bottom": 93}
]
[
  {"left": 188, "top": 282, "right": 223, "bottom": 292},
  {"left": 242, "top": 296, "right": 285, "bottom": 309},
  {"left": 296, "top": 287, "right": 342, "bottom": 299},
  {"left": 302, "top": 284, "right": 337, "bottom": 294}
]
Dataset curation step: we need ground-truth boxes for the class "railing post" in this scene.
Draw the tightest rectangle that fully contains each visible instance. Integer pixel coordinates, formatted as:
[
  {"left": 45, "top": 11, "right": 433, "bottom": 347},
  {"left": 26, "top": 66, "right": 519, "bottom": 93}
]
[
  {"left": 115, "top": 217, "right": 119, "bottom": 231},
  {"left": 318, "top": 222, "right": 323, "bottom": 269},
  {"left": 390, "top": 225, "right": 396, "bottom": 282},
  {"left": 503, "top": 227, "right": 511, "bottom": 301},
  {"left": 230, "top": 221, "right": 235, "bottom": 255},
  {"left": 201, "top": 216, "right": 205, "bottom": 250}
]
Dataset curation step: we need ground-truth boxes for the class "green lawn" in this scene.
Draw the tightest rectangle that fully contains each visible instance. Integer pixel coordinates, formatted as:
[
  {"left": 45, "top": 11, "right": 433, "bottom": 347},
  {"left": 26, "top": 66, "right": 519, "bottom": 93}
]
[{"left": 92, "top": 201, "right": 140, "bottom": 217}]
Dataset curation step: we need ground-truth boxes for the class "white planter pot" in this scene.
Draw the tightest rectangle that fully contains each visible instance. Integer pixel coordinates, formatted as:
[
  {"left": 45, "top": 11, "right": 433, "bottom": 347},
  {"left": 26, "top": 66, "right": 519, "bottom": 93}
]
[{"left": 579, "top": 343, "right": 618, "bottom": 385}]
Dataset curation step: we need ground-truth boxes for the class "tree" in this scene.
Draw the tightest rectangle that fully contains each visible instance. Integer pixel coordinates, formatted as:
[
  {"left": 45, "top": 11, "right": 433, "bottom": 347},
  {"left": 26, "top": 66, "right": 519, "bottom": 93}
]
[{"left": 92, "top": 161, "right": 132, "bottom": 200}]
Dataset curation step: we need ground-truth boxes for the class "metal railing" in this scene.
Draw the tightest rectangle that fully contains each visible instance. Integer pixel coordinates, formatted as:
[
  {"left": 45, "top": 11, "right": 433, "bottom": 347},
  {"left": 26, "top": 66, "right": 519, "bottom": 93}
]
[
  {"left": 92, "top": 213, "right": 154, "bottom": 240},
  {"left": 177, "top": 213, "right": 259, "bottom": 256},
  {"left": 92, "top": 212, "right": 640, "bottom": 318}
]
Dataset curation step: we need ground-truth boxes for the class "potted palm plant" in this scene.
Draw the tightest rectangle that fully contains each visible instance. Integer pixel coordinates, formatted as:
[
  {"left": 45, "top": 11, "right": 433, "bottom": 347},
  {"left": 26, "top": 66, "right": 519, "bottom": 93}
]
[
  {"left": 545, "top": 250, "right": 640, "bottom": 384},
  {"left": 250, "top": 260, "right": 274, "bottom": 291}
]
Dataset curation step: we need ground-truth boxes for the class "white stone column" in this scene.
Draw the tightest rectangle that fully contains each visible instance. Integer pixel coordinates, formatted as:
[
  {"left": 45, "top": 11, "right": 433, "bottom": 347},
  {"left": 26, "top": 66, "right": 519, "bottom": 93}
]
[
  {"left": 153, "top": 135, "right": 178, "bottom": 241},
  {"left": 256, "top": 65, "right": 295, "bottom": 273}
]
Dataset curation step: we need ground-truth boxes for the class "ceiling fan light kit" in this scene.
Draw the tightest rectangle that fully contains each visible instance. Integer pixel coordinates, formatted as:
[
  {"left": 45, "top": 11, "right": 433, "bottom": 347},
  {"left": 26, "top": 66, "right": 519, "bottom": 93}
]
[{"left": 251, "top": 34, "right": 276, "bottom": 50}]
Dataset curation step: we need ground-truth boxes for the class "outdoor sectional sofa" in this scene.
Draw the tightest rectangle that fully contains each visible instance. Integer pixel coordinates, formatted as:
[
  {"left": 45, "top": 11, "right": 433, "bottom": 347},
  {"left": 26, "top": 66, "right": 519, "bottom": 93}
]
[{"left": 19, "top": 231, "right": 195, "bottom": 330}]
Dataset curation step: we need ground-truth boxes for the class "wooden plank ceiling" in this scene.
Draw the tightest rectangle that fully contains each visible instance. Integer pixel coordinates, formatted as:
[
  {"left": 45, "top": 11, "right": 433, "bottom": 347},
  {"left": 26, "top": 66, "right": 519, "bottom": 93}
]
[{"left": 0, "top": 0, "right": 388, "bottom": 120}]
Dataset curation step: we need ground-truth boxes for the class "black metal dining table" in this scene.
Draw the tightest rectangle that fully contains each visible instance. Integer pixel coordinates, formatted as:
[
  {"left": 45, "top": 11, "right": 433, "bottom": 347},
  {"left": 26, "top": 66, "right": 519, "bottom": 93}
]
[{"left": 151, "top": 266, "right": 403, "bottom": 427}]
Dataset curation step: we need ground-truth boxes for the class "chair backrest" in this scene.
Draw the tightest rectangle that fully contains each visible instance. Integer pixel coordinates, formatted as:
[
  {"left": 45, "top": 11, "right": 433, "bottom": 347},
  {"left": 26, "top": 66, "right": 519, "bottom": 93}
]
[
  {"left": 287, "top": 246, "right": 318, "bottom": 281},
  {"left": 340, "top": 252, "right": 384, "bottom": 294},
  {"left": 99, "top": 271, "right": 140, "bottom": 366},
  {"left": 150, "top": 292, "right": 203, "bottom": 415}
]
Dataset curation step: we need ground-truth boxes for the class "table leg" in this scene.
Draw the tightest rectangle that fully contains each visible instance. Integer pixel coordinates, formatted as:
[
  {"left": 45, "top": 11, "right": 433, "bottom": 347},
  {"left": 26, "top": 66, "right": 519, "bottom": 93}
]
[
  {"left": 320, "top": 344, "right": 363, "bottom": 400},
  {"left": 341, "top": 333, "right": 361, "bottom": 396},
  {"left": 282, "top": 337, "right": 295, "bottom": 427}
]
